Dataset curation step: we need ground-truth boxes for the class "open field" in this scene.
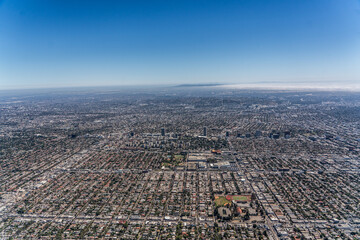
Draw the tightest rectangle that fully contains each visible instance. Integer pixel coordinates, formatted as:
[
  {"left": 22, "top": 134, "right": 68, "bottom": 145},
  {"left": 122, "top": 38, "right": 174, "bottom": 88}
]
[
  {"left": 232, "top": 195, "right": 251, "bottom": 202},
  {"left": 214, "top": 196, "right": 232, "bottom": 207}
]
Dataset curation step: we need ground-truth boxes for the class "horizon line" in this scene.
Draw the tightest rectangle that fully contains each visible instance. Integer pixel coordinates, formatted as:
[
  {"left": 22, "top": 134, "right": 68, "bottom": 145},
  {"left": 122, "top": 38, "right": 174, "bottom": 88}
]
[{"left": 1, "top": 82, "right": 360, "bottom": 93}]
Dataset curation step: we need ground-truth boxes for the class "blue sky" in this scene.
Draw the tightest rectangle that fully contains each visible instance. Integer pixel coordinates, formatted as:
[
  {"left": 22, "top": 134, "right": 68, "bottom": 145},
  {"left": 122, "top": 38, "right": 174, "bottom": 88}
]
[{"left": 0, "top": 0, "right": 360, "bottom": 89}]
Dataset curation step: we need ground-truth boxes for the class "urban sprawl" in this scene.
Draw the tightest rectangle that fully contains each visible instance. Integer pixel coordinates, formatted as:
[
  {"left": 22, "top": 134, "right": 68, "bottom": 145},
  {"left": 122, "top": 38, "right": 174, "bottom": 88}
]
[{"left": 0, "top": 87, "right": 359, "bottom": 239}]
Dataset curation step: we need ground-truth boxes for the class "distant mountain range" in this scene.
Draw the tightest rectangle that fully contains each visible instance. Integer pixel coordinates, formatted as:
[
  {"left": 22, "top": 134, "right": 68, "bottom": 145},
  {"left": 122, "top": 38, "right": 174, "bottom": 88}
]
[{"left": 174, "top": 83, "right": 224, "bottom": 87}]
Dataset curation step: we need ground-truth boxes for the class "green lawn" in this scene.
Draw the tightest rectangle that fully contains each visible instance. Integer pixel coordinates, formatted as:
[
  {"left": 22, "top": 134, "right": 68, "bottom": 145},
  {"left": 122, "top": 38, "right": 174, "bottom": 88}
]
[
  {"left": 174, "top": 155, "right": 184, "bottom": 160},
  {"left": 232, "top": 195, "right": 251, "bottom": 202},
  {"left": 214, "top": 196, "right": 231, "bottom": 207}
]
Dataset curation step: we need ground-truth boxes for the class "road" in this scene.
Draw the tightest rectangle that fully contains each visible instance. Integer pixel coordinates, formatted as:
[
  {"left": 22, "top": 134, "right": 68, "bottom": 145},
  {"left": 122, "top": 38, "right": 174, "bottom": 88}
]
[{"left": 228, "top": 139, "right": 279, "bottom": 240}]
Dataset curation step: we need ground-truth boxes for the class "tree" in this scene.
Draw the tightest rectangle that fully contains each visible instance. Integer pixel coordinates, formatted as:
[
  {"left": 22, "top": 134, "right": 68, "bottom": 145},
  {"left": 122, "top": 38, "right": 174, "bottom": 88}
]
[{"left": 244, "top": 211, "right": 250, "bottom": 221}]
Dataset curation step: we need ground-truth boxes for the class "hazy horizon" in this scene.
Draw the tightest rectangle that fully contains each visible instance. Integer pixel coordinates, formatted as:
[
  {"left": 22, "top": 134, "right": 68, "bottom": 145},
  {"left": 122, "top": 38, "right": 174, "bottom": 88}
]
[
  {"left": 1, "top": 0, "right": 360, "bottom": 89},
  {"left": 1, "top": 81, "right": 360, "bottom": 93}
]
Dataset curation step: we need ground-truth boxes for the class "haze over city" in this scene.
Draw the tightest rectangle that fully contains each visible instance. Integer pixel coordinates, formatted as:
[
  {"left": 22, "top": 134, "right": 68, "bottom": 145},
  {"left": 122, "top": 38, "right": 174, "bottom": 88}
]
[{"left": 1, "top": 1, "right": 360, "bottom": 240}]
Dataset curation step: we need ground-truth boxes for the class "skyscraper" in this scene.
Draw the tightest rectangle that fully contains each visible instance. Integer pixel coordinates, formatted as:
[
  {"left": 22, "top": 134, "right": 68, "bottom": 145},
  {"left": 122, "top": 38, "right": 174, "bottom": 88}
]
[
  {"left": 203, "top": 127, "right": 207, "bottom": 137},
  {"left": 161, "top": 128, "right": 165, "bottom": 136}
]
